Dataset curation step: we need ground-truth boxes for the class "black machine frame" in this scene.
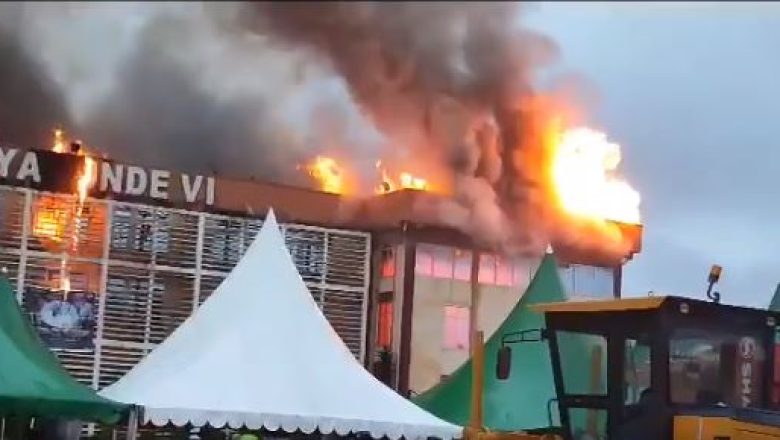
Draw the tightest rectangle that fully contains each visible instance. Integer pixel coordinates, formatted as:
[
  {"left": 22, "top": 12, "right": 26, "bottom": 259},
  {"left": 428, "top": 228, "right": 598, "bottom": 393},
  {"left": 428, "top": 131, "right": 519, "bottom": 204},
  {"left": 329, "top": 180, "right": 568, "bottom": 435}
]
[{"left": 540, "top": 297, "right": 780, "bottom": 440}]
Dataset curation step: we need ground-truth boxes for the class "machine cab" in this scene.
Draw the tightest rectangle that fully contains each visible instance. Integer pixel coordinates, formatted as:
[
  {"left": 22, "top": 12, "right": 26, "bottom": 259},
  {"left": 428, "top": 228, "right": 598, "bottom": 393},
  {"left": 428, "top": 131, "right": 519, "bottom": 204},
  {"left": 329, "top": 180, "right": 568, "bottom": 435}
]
[{"left": 500, "top": 296, "right": 780, "bottom": 440}]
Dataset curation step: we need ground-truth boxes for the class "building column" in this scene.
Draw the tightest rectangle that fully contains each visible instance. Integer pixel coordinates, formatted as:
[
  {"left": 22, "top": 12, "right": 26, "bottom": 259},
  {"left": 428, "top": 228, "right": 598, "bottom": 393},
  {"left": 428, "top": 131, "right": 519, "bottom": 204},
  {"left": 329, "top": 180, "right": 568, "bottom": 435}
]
[
  {"left": 613, "top": 264, "right": 623, "bottom": 298},
  {"left": 396, "top": 236, "right": 417, "bottom": 397}
]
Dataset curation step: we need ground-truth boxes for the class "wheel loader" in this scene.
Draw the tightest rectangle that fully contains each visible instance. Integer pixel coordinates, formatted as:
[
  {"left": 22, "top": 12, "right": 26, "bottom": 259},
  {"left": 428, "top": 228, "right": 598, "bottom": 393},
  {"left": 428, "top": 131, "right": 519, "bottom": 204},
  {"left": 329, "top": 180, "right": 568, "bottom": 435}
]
[{"left": 481, "top": 293, "right": 780, "bottom": 440}]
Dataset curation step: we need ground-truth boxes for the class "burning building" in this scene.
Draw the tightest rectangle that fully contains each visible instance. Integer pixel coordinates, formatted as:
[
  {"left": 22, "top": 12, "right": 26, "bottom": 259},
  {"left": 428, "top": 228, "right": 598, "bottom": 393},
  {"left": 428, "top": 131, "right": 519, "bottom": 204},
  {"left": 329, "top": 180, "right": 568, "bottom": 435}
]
[{"left": 0, "top": 123, "right": 641, "bottom": 400}]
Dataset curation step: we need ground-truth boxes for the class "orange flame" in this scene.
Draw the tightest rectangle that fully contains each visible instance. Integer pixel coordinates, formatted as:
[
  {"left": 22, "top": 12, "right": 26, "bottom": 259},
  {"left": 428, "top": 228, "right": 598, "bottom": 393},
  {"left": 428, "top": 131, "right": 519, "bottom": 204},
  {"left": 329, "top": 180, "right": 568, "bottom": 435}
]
[
  {"left": 34, "top": 129, "right": 99, "bottom": 292},
  {"left": 375, "top": 161, "right": 428, "bottom": 194},
  {"left": 52, "top": 129, "right": 66, "bottom": 153},
  {"left": 304, "top": 156, "right": 344, "bottom": 194},
  {"left": 550, "top": 126, "right": 641, "bottom": 225}
]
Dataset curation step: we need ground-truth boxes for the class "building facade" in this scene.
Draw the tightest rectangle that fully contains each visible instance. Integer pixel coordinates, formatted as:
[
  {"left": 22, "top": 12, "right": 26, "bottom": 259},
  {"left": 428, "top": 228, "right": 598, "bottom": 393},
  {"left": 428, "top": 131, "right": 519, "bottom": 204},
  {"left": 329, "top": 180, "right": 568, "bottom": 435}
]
[{"left": 0, "top": 144, "right": 641, "bottom": 398}]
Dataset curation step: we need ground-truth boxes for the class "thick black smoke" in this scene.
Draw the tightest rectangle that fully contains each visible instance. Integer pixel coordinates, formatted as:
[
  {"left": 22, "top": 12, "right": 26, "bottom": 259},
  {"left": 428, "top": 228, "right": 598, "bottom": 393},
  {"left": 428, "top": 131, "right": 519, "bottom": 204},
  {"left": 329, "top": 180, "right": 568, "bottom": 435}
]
[
  {"left": 235, "top": 2, "right": 568, "bottom": 252},
  {"left": 83, "top": 13, "right": 312, "bottom": 184},
  {"left": 0, "top": 6, "right": 72, "bottom": 149}
]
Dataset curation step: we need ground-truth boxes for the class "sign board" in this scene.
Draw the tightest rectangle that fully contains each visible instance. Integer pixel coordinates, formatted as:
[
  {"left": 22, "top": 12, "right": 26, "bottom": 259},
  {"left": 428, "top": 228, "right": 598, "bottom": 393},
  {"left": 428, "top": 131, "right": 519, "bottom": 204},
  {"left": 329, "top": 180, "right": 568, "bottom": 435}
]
[
  {"left": 24, "top": 287, "right": 97, "bottom": 351},
  {"left": 0, "top": 146, "right": 216, "bottom": 208}
]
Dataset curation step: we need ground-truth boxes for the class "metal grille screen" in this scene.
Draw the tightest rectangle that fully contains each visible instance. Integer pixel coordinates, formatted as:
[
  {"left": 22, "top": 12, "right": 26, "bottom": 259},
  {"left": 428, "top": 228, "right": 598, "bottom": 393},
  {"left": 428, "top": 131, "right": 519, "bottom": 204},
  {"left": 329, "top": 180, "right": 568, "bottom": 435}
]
[{"left": 0, "top": 186, "right": 370, "bottom": 390}]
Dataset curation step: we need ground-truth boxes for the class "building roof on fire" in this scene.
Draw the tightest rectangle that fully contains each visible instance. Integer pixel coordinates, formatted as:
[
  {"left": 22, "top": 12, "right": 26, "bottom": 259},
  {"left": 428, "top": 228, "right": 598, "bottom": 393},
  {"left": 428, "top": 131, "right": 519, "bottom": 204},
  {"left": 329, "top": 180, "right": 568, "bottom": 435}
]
[{"left": 0, "top": 276, "right": 129, "bottom": 423}]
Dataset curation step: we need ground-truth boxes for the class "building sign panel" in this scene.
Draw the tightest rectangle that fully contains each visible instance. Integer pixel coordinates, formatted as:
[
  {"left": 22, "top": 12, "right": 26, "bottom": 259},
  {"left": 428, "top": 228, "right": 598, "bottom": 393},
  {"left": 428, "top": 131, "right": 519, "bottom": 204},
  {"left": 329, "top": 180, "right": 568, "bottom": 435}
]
[
  {"left": 0, "top": 146, "right": 216, "bottom": 208},
  {"left": 25, "top": 288, "right": 97, "bottom": 351}
]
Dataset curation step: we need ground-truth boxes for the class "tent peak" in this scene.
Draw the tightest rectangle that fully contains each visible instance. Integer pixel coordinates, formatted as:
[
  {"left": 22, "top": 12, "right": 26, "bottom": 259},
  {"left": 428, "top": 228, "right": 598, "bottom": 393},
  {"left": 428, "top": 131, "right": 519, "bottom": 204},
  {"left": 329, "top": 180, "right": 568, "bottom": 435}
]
[{"left": 265, "top": 208, "right": 278, "bottom": 228}]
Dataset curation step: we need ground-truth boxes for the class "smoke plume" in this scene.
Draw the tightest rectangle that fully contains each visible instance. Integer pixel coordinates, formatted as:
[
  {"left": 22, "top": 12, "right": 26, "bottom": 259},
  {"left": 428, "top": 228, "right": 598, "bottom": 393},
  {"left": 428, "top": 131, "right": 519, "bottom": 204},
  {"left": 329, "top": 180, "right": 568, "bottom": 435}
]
[
  {"left": 232, "top": 2, "right": 600, "bottom": 254},
  {"left": 0, "top": 4, "right": 72, "bottom": 149},
  {"left": 0, "top": 3, "right": 630, "bottom": 257}
]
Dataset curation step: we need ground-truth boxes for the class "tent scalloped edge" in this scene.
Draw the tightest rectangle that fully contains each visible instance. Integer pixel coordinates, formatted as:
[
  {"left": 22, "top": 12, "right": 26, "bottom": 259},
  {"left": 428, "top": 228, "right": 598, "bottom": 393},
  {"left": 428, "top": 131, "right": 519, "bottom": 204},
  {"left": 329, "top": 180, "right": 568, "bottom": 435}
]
[{"left": 145, "top": 408, "right": 463, "bottom": 440}]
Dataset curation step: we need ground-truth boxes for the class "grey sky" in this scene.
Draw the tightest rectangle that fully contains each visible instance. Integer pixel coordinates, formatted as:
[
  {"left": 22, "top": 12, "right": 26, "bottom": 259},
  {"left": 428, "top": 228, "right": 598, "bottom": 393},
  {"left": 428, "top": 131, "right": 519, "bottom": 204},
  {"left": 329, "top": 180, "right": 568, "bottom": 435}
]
[
  {"left": 527, "top": 2, "right": 780, "bottom": 307},
  {"left": 8, "top": 2, "right": 779, "bottom": 307}
]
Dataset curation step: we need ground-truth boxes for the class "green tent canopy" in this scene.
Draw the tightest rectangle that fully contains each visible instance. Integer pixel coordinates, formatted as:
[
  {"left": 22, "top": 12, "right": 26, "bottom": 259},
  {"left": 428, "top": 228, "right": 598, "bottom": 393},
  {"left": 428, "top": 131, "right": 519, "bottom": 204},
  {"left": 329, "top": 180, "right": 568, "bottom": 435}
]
[
  {"left": 769, "top": 283, "right": 780, "bottom": 312},
  {"left": 0, "top": 276, "right": 129, "bottom": 424},
  {"left": 413, "top": 253, "right": 597, "bottom": 431}
]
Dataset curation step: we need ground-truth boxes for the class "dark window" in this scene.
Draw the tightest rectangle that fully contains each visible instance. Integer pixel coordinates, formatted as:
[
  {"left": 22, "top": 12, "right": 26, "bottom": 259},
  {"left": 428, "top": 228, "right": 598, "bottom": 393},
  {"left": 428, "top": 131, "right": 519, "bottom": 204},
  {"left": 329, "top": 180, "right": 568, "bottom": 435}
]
[{"left": 670, "top": 329, "right": 766, "bottom": 408}]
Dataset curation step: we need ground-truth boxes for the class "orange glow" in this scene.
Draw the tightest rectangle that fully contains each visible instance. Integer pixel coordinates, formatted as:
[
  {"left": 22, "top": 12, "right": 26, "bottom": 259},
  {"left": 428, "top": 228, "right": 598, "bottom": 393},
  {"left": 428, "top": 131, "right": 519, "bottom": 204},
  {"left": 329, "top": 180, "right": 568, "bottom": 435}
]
[
  {"left": 375, "top": 161, "right": 428, "bottom": 194},
  {"left": 77, "top": 156, "right": 96, "bottom": 206},
  {"left": 35, "top": 129, "right": 101, "bottom": 291},
  {"left": 550, "top": 126, "right": 641, "bottom": 225},
  {"left": 304, "top": 156, "right": 344, "bottom": 194},
  {"left": 52, "top": 129, "right": 66, "bottom": 153}
]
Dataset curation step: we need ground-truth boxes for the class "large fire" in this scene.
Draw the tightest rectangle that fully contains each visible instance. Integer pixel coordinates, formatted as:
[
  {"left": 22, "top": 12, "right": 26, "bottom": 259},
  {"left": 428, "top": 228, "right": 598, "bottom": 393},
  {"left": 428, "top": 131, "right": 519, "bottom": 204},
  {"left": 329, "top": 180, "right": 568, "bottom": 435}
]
[
  {"left": 302, "top": 122, "right": 639, "bottom": 227},
  {"left": 31, "top": 129, "right": 98, "bottom": 292},
  {"left": 550, "top": 127, "right": 641, "bottom": 225},
  {"left": 303, "top": 156, "right": 344, "bottom": 194},
  {"left": 375, "top": 161, "right": 428, "bottom": 194}
]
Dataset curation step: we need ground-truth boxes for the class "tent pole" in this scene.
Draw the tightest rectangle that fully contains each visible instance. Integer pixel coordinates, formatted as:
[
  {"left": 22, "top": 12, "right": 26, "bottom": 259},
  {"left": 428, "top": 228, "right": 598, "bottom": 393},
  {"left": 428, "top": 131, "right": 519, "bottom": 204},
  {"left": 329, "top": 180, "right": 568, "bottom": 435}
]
[{"left": 126, "top": 406, "right": 139, "bottom": 440}]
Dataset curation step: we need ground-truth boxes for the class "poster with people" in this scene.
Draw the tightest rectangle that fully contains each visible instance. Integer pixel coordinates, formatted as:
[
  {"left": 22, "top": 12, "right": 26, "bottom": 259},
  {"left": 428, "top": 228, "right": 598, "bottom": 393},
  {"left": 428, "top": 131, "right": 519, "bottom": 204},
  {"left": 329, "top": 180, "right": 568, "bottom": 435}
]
[{"left": 24, "top": 287, "right": 96, "bottom": 350}]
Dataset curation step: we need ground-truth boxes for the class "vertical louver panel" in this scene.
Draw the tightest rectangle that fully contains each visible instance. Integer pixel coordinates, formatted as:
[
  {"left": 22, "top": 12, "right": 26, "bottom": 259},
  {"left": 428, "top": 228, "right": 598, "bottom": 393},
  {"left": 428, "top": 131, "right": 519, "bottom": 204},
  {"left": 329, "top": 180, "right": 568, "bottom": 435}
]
[
  {"left": 0, "top": 189, "right": 25, "bottom": 250},
  {"left": 97, "top": 344, "right": 146, "bottom": 388},
  {"left": 0, "top": 185, "right": 371, "bottom": 399},
  {"left": 148, "top": 271, "right": 195, "bottom": 344},
  {"left": 103, "top": 266, "right": 152, "bottom": 344}
]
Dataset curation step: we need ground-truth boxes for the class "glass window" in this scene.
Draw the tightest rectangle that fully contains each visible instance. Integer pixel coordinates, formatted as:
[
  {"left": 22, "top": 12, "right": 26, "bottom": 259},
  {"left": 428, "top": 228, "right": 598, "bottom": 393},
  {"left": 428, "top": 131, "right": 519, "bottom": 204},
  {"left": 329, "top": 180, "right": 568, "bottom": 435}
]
[
  {"left": 512, "top": 258, "right": 531, "bottom": 287},
  {"left": 432, "top": 246, "right": 454, "bottom": 279},
  {"left": 380, "top": 248, "right": 395, "bottom": 278},
  {"left": 557, "top": 331, "right": 608, "bottom": 395},
  {"left": 478, "top": 254, "right": 496, "bottom": 285},
  {"left": 453, "top": 249, "right": 472, "bottom": 281},
  {"left": 495, "top": 256, "right": 513, "bottom": 286},
  {"left": 415, "top": 246, "right": 433, "bottom": 276},
  {"left": 625, "top": 337, "right": 652, "bottom": 405},
  {"left": 568, "top": 408, "right": 607, "bottom": 440},
  {"left": 670, "top": 329, "right": 766, "bottom": 408},
  {"left": 376, "top": 299, "right": 393, "bottom": 348},
  {"left": 444, "top": 305, "right": 470, "bottom": 350}
]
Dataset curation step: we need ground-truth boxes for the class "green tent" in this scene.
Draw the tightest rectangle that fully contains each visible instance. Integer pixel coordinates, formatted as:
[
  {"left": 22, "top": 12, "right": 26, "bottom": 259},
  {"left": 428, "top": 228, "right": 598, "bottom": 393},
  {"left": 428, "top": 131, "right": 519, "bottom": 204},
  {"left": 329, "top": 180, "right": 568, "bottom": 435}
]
[
  {"left": 413, "top": 253, "right": 570, "bottom": 431},
  {"left": 0, "top": 276, "right": 129, "bottom": 424},
  {"left": 769, "top": 283, "right": 780, "bottom": 312}
]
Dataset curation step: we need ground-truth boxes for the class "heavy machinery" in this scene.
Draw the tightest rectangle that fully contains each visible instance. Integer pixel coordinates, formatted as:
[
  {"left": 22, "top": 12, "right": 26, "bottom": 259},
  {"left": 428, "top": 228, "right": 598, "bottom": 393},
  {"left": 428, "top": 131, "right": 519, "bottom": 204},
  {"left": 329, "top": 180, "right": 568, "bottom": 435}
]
[{"left": 492, "top": 272, "right": 780, "bottom": 439}]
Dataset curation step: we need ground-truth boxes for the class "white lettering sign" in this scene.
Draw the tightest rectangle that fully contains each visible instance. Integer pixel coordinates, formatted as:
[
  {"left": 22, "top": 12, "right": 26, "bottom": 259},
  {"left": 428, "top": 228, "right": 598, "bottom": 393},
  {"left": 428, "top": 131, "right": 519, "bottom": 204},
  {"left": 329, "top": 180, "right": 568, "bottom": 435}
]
[
  {"left": 149, "top": 169, "right": 170, "bottom": 199},
  {"left": 100, "top": 162, "right": 124, "bottom": 193},
  {"left": 181, "top": 174, "right": 203, "bottom": 203},
  {"left": 16, "top": 152, "right": 41, "bottom": 183},
  {"left": 125, "top": 166, "right": 148, "bottom": 196},
  {"left": 0, "top": 148, "right": 216, "bottom": 206},
  {"left": 0, "top": 148, "right": 17, "bottom": 178}
]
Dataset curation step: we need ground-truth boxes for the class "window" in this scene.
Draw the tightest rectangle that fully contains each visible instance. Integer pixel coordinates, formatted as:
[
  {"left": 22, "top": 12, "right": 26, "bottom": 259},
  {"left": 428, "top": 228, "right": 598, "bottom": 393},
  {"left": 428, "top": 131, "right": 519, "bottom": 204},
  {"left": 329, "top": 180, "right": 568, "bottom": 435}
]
[
  {"left": 557, "top": 331, "right": 608, "bottom": 395},
  {"left": 568, "top": 408, "right": 607, "bottom": 440},
  {"left": 670, "top": 329, "right": 766, "bottom": 408},
  {"left": 495, "top": 256, "right": 513, "bottom": 286},
  {"left": 415, "top": 246, "right": 433, "bottom": 276},
  {"left": 453, "top": 249, "right": 472, "bottom": 281},
  {"left": 478, "top": 254, "right": 496, "bottom": 284},
  {"left": 444, "top": 305, "right": 470, "bottom": 350},
  {"left": 432, "top": 246, "right": 454, "bottom": 279},
  {"left": 377, "top": 293, "right": 393, "bottom": 348},
  {"left": 380, "top": 248, "right": 395, "bottom": 278},
  {"left": 625, "top": 337, "right": 652, "bottom": 405}
]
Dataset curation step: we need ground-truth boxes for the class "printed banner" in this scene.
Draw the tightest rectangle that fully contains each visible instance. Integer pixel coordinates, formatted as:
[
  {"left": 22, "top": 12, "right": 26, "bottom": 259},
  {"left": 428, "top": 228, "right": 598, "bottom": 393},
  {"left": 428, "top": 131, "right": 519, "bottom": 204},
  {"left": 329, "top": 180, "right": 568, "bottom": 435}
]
[{"left": 24, "top": 287, "right": 96, "bottom": 350}]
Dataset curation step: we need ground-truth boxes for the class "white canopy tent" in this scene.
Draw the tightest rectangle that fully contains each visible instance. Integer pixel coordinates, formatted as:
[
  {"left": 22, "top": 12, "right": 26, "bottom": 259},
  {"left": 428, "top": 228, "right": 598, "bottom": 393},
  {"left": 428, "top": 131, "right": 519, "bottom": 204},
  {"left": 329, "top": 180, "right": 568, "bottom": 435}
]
[{"left": 101, "top": 209, "right": 461, "bottom": 440}]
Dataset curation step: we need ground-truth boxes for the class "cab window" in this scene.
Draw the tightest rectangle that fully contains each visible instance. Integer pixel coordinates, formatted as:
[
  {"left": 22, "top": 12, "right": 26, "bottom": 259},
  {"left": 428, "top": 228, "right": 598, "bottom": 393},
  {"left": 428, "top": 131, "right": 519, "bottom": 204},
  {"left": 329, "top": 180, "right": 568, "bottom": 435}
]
[
  {"left": 670, "top": 329, "right": 765, "bottom": 408},
  {"left": 625, "top": 337, "right": 652, "bottom": 405},
  {"left": 557, "top": 331, "right": 608, "bottom": 396}
]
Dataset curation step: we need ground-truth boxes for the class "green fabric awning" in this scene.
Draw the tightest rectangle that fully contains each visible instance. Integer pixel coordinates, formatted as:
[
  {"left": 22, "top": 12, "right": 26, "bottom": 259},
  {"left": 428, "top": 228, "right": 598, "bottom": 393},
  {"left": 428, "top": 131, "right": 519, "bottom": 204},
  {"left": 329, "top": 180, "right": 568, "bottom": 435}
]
[
  {"left": 0, "top": 276, "right": 129, "bottom": 424},
  {"left": 413, "top": 253, "right": 567, "bottom": 431}
]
